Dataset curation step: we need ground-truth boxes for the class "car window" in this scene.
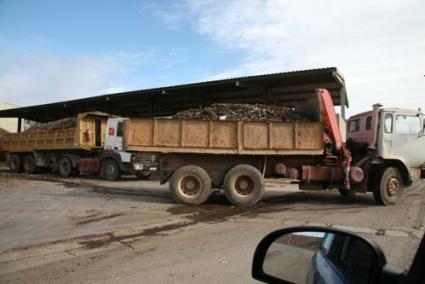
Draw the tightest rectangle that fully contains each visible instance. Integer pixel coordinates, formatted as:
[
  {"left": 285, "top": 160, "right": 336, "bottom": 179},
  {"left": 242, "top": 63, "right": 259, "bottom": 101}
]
[
  {"left": 348, "top": 119, "right": 360, "bottom": 132},
  {"left": 116, "top": 122, "right": 123, "bottom": 137},
  {"left": 323, "top": 234, "right": 373, "bottom": 284},
  {"left": 395, "top": 115, "right": 421, "bottom": 135},
  {"left": 366, "top": 116, "right": 372, "bottom": 130},
  {"left": 321, "top": 233, "right": 335, "bottom": 254},
  {"left": 384, "top": 113, "right": 393, "bottom": 134}
]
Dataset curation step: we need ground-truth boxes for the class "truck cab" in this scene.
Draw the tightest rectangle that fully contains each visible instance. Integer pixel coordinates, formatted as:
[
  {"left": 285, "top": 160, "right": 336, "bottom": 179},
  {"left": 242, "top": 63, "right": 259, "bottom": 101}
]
[
  {"left": 103, "top": 117, "right": 156, "bottom": 180},
  {"left": 347, "top": 105, "right": 425, "bottom": 204},
  {"left": 104, "top": 118, "right": 125, "bottom": 151}
]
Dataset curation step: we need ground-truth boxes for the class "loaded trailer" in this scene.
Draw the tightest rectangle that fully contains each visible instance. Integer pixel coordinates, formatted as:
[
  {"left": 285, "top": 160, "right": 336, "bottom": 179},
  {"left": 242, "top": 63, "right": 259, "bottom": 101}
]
[
  {"left": 0, "top": 112, "right": 151, "bottom": 181},
  {"left": 125, "top": 89, "right": 364, "bottom": 206}
]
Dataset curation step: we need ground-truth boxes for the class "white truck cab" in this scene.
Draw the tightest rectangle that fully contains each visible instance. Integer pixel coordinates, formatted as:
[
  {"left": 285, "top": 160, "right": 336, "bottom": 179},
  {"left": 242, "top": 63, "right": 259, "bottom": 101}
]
[
  {"left": 105, "top": 118, "right": 125, "bottom": 151},
  {"left": 347, "top": 105, "right": 425, "bottom": 205},
  {"left": 104, "top": 117, "right": 131, "bottom": 164},
  {"left": 103, "top": 117, "right": 156, "bottom": 180}
]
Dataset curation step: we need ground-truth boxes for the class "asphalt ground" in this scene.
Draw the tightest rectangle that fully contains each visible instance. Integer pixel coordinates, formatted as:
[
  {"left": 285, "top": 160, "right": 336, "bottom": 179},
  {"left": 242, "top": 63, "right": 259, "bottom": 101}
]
[{"left": 0, "top": 167, "right": 424, "bottom": 283}]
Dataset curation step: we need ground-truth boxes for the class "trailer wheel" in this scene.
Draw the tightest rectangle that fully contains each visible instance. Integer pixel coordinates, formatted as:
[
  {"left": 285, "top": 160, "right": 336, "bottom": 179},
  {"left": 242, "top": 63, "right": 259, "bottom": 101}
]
[
  {"left": 59, "top": 156, "right": 73, "bottom": 177},
  {"left": 373, "top": 167, "right": 403, "bottom": 205},
  {"left": 23, "top": 155, "right": 38, "bottom": 174},
  {"left": 103, "top": 159, "right": 121, "bottom": 181},
  {"left": 223, "top": 164, "right": 265, "bottom": 207},
  {"left": 338, "top": 188, "right": 356, "bottom": 198},
  {"left": 136, "top": 170, "right": 151, "bottom": 180},
  {"left": 9, "top": 154, "right": 22, "bottom": 173},
  {"left": 169, "top": 165, "right": 211, "bottom": 205}
]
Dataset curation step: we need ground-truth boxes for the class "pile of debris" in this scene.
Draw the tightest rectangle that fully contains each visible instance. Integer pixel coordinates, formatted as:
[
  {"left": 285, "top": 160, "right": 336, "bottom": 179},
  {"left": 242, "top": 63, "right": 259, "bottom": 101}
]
[
  {"left": 0, "top": 127, "right": 8, "bottom": 137},
  {"left": 25, "top": 117, "right": 77, "bottom": 132},
  {"left": 172, "top": 103, "right": 312, "bottom": 122}
]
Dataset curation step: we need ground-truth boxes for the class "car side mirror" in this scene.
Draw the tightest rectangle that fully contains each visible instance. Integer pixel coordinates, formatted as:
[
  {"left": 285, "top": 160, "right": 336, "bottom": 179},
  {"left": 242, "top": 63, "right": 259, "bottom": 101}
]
[{"left": 252, "top": 226, "right": 403, "bottom": 284}]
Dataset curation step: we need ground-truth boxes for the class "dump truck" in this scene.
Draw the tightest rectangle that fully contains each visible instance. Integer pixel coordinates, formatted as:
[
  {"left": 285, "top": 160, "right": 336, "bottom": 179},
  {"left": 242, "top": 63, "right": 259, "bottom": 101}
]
[
  {"left": 346, "top": 104, "right": 425, "bottom": 205},
  {"left": 0, "top": 112, "right": 151, "bottom": 180},
  {"left": 125, "top": 89, "right": 363, "bottom": 206}
]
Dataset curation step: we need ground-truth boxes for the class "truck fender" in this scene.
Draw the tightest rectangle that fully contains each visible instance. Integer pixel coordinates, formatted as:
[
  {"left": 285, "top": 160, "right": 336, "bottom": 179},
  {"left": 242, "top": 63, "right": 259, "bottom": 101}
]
[
  {"left": 383, "top": 160, "right": 411, "bottom": 186},
  {"left": 160, "top": 170, "right": 174, "bottom": 185},
  {"left": 101, "top": 152, "right": 123, "bottom": 166},
  {"left": 368, "top": 159, "right": 411, "bottom": 188}
]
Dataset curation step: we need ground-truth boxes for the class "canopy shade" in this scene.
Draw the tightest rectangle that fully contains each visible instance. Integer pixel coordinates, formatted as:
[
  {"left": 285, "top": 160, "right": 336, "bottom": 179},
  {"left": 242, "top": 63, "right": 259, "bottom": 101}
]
[{"left": 0, "top": 67, "right": 348, "bottom": 122}]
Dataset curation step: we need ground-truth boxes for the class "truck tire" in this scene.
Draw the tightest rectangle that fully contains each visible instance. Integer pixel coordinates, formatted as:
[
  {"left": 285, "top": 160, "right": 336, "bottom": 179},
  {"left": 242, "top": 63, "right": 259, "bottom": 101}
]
[
  {"left": 169, "top": 165, "right": 212, "bottom": 205},
  {"left": 136, "top": 170, "right": 151, "bottom": 180},
  {"left": 103, "top": 159, "right": 121, "bottom": 181},
  {"left": 338, "top": 188, "right": 356, "bottom": 198},
  {"left": 9, "top": 154, "right": 22, "bottom": 173},
  {"left": 59, "top": 156, "right": 73, "bottom": 177},
  {"left": 23, "top": 155, "right": 38, "bottom": 174},
  {"left": 223, "top": 164, "right": 265, "bottom": 207},
  {"left": 373, "top": 167, "right": 403, "bottom": 205}
]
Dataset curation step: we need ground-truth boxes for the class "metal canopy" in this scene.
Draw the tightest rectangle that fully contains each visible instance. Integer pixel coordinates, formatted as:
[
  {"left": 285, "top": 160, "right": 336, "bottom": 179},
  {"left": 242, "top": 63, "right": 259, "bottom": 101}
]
[{"left": 0, "top": 67, "right": 348, "bottom": 122}]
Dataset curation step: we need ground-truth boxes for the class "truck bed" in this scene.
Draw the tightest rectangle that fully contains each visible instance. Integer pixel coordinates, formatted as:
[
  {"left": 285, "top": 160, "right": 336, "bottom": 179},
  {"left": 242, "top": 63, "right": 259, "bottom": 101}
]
[
  {"left": 124, "top": 119, "right": 324, "bottom": 155},
  {"left": 0, "top": 112, "right": 109, "bottom": 153},
  {"left": 1, "top": 128, "right": 80, "bottom": 152}
]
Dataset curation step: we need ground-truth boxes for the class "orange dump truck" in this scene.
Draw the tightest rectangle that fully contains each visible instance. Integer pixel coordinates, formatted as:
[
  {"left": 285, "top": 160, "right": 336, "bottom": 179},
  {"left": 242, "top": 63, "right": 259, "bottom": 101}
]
[
  {"left": 0, "top": 112, "right": 147, "bottom": 180},
  {"left": 125, "top": 89, "right": 362, "bottom": 206}
]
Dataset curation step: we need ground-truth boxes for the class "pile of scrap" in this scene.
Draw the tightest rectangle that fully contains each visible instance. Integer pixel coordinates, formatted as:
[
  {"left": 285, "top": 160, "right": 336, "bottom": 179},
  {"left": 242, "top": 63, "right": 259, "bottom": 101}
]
[
  {"left": 172, "top": 103, "right": 312, "bottom": 122},
  {"left": 25, "top": 117, "right": 76, "bottom": 132},
  {"left": 0, "top": 127, "right": 8, "bottom": 137}
]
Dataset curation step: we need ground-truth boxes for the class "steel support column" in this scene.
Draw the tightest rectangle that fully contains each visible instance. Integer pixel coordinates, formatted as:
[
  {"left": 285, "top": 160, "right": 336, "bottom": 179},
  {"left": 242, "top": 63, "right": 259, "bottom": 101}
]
[{"left": 17, "top": 117, "right": 22, "bottom": 132}]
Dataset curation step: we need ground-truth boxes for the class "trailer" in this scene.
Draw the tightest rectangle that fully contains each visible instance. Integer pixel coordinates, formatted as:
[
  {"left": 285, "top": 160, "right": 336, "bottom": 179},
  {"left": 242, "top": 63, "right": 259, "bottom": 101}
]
[
  {"left": 1, "top": 112, "right": 149, "bottom": 181},
  {"left": 126, "top": 89, "right": 363, "bottom": 206}
]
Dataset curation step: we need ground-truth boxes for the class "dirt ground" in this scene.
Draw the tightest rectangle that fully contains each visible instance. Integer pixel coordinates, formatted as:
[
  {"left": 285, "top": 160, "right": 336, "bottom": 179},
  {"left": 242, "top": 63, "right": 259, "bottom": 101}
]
[{"left": 0, "top": 165, "right": 424, "bottom": 283}]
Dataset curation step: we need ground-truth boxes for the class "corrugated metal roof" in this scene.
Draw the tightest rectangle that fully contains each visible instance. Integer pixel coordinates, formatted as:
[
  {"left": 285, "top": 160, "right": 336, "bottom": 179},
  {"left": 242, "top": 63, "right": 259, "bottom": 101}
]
[{"left": 0, "top": 67, "right": 348, "bottom": 122}]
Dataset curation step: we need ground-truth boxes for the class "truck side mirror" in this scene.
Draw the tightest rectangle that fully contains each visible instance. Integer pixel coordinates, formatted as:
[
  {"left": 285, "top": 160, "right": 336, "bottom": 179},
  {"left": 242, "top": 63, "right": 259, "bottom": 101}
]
[{"left": 252, "top": 226, "right": 403, "bottom": 284}]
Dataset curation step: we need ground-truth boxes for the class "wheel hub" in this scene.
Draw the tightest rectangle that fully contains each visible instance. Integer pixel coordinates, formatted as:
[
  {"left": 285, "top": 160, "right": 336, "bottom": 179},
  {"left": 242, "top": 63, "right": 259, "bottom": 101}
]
[
  {"left": 179, "top": 176, "right": 201, "bottom": 197},
  {"left": 234, "top": 175, "right": 254, "bottom": 196},
  {"left": 106, "top": 165, "right": 115, "bottom": 175},
  {"left": 387, "top": 177, "right": 401, "bottom": 196}
]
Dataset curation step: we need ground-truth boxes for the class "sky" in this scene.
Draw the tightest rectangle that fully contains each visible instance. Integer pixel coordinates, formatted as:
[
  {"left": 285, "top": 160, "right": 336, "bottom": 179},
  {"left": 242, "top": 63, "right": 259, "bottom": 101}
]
[{"left": 0, "top": 0, "right": 424, "bottom": 116}]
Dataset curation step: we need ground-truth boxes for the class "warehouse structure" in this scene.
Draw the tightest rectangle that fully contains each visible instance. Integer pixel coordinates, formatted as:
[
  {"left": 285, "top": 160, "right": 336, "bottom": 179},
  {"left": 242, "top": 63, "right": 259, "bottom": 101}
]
[
  {"left": 0, "top": 68, "right": 348, "bottom": 126},
  {"left": 0, "top": 102, "right": 34, "bottom": 133}
]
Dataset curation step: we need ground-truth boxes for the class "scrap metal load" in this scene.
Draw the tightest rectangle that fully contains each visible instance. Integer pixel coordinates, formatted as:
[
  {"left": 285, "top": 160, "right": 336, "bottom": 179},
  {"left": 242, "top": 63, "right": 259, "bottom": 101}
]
[
  {"left": 0, "top": 127, "right": 8, "bottom": 136},
  {"left": 25, "top": 117, "right": 77, "bottom": 132},
  {"left": 172, "top": 103, "right": 312, "bottom": 122},
  {"left": 1, "top": 113, "right": 108, "bottom": 153}
]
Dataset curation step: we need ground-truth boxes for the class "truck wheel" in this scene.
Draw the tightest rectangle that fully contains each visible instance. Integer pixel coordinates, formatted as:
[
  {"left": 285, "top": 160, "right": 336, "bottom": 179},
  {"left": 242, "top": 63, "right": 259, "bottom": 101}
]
[
  {"left": 373, "top": 167, "right": 403, "bottom": 205},
  {"left": 223, "top": 164, "right": 265, "bottom": 207},
  {"left": 103, "top": 159, "right": 121, "bottom": 181},
  {"left": 169, "top": 165, "right": 212, "bottom": 205},
  {"left": 59, "top": 156, "right": 73, "bottom": 177},
  {"left": 9, "top": 154, "right": 22, "bottom": 173},
  {"left": 338, "top": 188, "right": 356, "bottom": 198},
  {"left": 23, "top": 155, "right": 38, "bottom": 174},
  {"left": 136, "top": 170, "right": 151, "bottom": 180}
]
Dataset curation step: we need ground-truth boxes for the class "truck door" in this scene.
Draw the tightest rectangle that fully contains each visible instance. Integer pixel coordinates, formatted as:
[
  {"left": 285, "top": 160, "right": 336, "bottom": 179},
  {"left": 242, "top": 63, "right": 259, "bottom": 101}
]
[
  {"left": 104, "top": 118, "right": 124, "bottom": 151},
  {"left": 379, "top": 111, "right": 425, "bottom": 167}
]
